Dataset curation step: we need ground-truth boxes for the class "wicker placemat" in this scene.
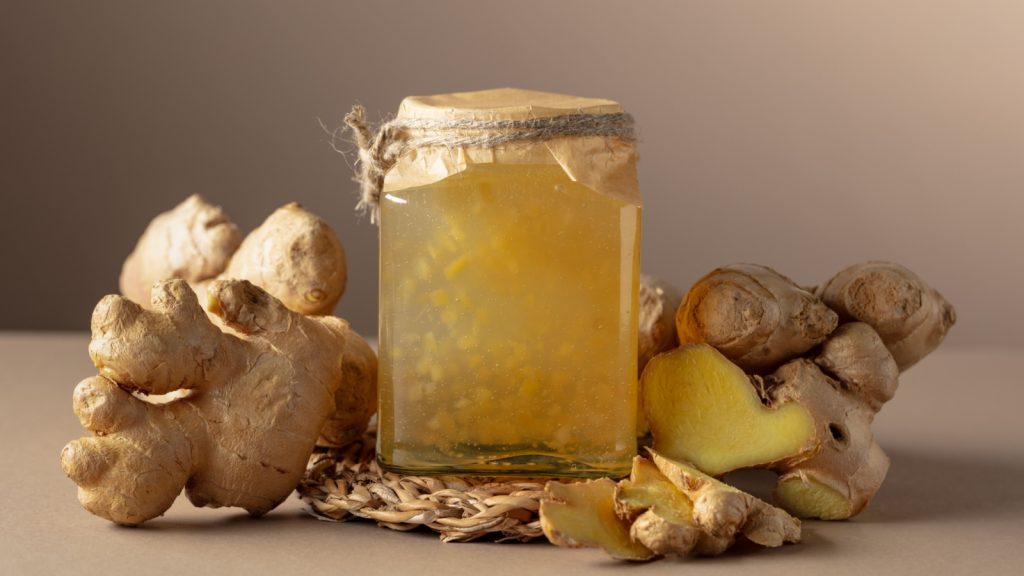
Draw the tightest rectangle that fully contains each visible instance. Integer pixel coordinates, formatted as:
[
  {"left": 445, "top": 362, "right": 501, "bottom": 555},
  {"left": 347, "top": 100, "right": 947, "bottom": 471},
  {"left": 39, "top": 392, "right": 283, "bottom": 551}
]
[{"left": 298, "top": 433, "right": 546, "bottom": 542}]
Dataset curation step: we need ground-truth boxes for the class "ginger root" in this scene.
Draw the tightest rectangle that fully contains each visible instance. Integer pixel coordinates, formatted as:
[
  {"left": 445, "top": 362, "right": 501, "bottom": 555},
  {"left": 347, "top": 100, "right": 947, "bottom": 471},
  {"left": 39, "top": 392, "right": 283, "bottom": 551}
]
[
  {"left": 62, "top": 279, "right": 356, "bottom": 525},
  {"left": 209, "top": 202, "right": 347, "bottom": 316},
  {"left": 541, "top": 452, "right": 799, "bottom": 561},
  {"left": 120, "top": 195, "right": 347, "bottom": 316},
  {"left": 119, "top": 195, "right": 241, "bottom": 302},
  {"left": 318, "top": 329, "right": 378, "bottom": 448},
  {"left": 676, "top": 264, "right": 838, "bottom": 373},
  {"left": 118, "top": 196, "right": 371, "bottom": 448},
  {"left": 646, "top": 261, "right": 954, "bottom": 519},
  {"left": 817, "top": 261, "right": 956, "bottom": 371}
]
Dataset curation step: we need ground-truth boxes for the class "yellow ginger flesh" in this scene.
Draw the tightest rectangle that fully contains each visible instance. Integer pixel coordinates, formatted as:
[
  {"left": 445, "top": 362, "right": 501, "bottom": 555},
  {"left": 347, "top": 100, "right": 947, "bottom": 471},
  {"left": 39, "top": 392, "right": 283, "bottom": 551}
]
[
  {"left": 541, "top": 479, "right": 655, "bottom": 561},
  {"left": 378, "top": 163, "right": 640, "bottom": 476},
  {"left": 642, "top": 344, "right": 816, "bottom": 476}
]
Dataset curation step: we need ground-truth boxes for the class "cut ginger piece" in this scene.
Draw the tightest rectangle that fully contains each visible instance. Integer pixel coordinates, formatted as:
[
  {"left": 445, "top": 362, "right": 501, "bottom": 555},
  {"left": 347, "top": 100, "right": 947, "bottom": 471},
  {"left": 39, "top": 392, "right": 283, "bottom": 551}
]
[
  {"left": 541, "top": 455, "right": 800, "bottom": 561},
  {"left": 541, "top": 479, "right": 655, "bottom": 561},
  {"left": 775, "top": 475, "right": 853, "bottom": 521},
  {"left": 648, "top": 450, "right": 802, "bottom": 549},
  {"left": 642, "top": 344, "right": 817, "bottom": 476},
  {"left": 615, "top": 456, "right": 728, "bottom": 557}
]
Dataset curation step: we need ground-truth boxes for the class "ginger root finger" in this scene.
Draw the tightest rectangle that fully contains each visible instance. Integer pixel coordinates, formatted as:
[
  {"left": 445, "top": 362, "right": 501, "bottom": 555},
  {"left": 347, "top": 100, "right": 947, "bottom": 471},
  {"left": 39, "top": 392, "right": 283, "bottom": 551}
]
[
  {"left": 119, "top": 195, "right": 241, "bottom": 306},
  {"left": 90, "top": 280, "right": 222, "bottom": 395},
  {"left": 642, "top": 344, "right": 817, "bottom": 476},
  {"left": 814, "top": 322, "right": 899, "bottom": 411},
  {"left": 817, "top": 261, "right": 956, "bottom": 371},
  {"left": 317, "top": 326, "right": 378, "bottom": 448},
  {"left": 61, "top": 376, "right": 193, "bottom": 525},
  {"left": 210, "top": 202, "right": 347, "bottom": 316},
  {"left": 676, "top": 264, "right": 838, "bottom": 372},
  {"left": 121, "top": 198, "right": 347, "bottom": 317}
]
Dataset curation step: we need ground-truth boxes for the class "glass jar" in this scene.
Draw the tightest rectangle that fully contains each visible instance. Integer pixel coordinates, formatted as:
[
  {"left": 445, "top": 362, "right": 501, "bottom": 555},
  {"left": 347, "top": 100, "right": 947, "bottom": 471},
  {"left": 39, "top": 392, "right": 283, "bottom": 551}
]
[{"left": 374, "top": 89, "right": 641, "bottom": 477}]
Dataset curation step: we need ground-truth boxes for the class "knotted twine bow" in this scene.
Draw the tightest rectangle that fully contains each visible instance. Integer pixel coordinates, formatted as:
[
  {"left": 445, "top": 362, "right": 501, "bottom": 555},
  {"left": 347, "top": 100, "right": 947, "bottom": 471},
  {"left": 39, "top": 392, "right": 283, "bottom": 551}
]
[{"left": 341, "top": 105, "right": 636, "bottom": 224}]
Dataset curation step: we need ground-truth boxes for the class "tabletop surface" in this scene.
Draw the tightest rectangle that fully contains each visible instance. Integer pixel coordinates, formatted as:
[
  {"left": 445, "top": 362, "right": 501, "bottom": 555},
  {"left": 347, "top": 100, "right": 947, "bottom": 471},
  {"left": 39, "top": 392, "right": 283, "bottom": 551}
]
[{"left": 2, "top": 332, "right": 1022, "bottom": 576}]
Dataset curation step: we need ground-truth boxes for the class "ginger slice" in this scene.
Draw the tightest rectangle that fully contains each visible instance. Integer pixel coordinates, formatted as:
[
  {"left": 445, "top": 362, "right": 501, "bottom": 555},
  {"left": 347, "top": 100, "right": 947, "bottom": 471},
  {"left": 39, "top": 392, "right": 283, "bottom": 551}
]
[
  {"left": 541, "top": 479, "right": 655, "bottom": 561},
  {"left": 642, "top": 344, "right": 817, "bottom": 476},
  {"left": 648, "top": 450, "right": 801, "bottom": 548},
  {"left": 774, "top": 475, "right": 853, "bottom": 521}
]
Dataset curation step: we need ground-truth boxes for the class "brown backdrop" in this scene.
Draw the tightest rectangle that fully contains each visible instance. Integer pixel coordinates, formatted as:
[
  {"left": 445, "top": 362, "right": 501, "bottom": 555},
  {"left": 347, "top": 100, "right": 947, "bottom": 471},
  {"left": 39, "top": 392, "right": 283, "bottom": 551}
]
[{"left": 2, "top": 0, "right": 1021, "bottom": 345}]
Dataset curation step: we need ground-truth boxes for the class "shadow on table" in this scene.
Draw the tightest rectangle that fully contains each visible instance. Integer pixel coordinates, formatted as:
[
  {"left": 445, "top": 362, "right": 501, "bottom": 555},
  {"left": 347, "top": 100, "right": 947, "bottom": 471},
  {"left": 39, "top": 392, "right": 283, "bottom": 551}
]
[
  {"left": 857, "top": 448, "right": 1024, "bottom": 523},
  {"left": 129, "top": 510, "right": 322, "bottom": 533}
]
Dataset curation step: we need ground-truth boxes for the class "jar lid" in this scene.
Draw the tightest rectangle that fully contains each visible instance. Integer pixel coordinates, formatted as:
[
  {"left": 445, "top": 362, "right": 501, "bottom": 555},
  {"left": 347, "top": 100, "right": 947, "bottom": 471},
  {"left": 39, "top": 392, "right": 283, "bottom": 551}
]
[{"left": 397, "top": 88, "right": 624, "bottom": 121}]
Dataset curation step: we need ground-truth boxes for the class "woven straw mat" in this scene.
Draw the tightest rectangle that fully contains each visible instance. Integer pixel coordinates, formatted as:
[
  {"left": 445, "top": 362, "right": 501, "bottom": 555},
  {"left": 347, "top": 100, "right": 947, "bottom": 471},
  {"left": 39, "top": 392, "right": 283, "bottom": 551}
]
[{"left": 299, "top": 432, "right": 547, "bottom": 542}]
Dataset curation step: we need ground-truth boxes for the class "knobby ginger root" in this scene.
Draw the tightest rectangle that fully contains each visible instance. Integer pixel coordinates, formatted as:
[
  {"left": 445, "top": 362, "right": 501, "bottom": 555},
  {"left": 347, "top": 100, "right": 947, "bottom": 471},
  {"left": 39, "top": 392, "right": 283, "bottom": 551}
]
[
  {"left": 817, "top": 261, "right": 956, "bottom": 371},
  {"left": 649, "top": 261, "right": 954, "bottom": 519},
  {"left": 676, "top": 264, "right": 838, "bottom": 372},
  {"left": 120, "top": 195, "right": 347, "bottom": 316},
  {"left": 541, "top": 454, "right": 799, "bottom": 561},
  {"left": 117, "top": 196, "right": 370, "bottom": 448},
  {"left": 643, "top": 334, "right": 899, "bottom": 520},
  {"left": 766, "top": 323, "right": 898, "bottom": 519},
  {"left": 62, "top": 279, "right": 357, "bottom": 525}
]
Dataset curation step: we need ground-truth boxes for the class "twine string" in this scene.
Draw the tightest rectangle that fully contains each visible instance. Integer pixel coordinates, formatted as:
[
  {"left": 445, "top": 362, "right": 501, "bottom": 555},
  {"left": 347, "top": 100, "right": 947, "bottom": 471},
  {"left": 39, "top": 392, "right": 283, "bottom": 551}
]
[{"left": 342, "top": 104, "right": 635, "bottom": 224}]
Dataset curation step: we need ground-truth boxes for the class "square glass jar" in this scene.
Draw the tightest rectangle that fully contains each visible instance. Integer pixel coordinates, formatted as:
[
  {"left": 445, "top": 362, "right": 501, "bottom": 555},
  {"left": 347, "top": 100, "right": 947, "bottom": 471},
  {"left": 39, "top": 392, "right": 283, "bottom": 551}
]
[{"left": 374, "top": 89, "right": 641, "bottom": 477}]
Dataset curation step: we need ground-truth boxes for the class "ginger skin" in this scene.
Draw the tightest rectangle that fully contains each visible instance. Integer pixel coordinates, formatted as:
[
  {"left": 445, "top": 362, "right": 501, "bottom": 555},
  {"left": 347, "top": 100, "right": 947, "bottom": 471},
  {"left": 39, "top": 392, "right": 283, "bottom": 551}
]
[
  {"left": 318, "top": 330, "right": 378, "bottom": 448},
  {"left": 120, "top": 196, "right": 347, "bottom": 316},
  {"left": 817, "top": 261, "right": 956, "bottom": 371},
  {"left": 117, "top": 196, "right": 371, "bottom": 449},
  {"left": 62, "top": 279, "right": 354, "bottom": 525},
  {"left": 208, "top": 202, "right": 347, "bottom": 316},
  {"left": 647, "top": 261, "right": 954, "bottom": 519},
  {"left": 119, "top": 195, "right": 241, "bottom": 304},
  {"left": 676, "top": 264, "right": 838, "bottom": 373},
  {"left": 638, "top": 275, "right": 682, "bottom": 376}
]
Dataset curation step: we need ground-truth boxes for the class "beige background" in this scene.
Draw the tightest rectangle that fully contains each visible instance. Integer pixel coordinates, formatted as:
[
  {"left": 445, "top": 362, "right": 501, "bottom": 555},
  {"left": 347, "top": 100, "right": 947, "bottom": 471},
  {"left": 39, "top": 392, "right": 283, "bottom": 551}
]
[{"left": 2, "top": 1, "right": 1022, "bottom": 344}]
